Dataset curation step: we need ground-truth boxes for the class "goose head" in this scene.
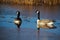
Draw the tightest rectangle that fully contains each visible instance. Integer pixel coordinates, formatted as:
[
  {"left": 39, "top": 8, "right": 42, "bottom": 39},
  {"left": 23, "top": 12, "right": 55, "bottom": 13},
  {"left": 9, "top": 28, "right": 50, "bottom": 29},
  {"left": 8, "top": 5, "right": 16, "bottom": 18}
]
[
  {"left": 36, "top": 10, "right": 40, "bottom": 20},
  {"left": 14, "top": 11, "right": 22, "bottom": 28},
  {"left": 17, "top": 11, "right": 20, "bottom": 18}
]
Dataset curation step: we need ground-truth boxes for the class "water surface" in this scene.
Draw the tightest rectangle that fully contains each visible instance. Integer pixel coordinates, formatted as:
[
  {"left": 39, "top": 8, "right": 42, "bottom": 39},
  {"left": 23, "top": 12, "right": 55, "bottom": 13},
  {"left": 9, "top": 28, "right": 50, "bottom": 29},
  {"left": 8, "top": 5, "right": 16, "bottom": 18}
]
[{"left": 0, "top": 4, "right": 60, "bottom": 40}]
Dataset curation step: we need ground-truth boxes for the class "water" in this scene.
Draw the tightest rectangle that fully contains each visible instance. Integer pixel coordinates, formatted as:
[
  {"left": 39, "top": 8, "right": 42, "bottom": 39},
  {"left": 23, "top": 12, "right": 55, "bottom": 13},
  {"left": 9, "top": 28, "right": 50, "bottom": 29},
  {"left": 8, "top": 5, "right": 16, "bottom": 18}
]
[{"left": 0, "top": 4, "right": 60, "bottom": 40}]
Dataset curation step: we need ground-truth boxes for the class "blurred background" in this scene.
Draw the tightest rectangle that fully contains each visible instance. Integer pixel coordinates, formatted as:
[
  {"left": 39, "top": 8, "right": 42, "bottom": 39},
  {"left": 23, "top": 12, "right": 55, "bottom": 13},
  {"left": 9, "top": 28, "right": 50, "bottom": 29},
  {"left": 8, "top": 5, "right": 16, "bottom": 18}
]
[{"left": 0, "top": 0, "right": 60, "bottom": 40}]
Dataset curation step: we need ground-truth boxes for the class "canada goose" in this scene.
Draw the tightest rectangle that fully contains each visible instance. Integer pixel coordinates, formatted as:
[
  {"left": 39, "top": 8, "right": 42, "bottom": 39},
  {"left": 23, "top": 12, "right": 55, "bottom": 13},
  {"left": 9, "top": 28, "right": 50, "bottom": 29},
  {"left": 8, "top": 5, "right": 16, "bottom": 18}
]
[
  {"left": 36, "top": 10, "right": 55, "bottom": 30},
  {"left": 14, "top": 11, "right": 22, "bottom": 28}
]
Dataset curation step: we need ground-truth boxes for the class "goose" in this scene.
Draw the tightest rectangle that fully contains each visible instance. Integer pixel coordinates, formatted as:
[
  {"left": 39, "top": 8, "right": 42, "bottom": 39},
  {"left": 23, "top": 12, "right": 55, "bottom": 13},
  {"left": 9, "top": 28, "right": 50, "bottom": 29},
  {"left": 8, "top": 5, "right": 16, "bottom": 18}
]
[
  {"left": 36, "top": 10, "right": 55, "bottom": 30},
  {"left": 14, "top": 11, "right": 22, "bottom": 28}
]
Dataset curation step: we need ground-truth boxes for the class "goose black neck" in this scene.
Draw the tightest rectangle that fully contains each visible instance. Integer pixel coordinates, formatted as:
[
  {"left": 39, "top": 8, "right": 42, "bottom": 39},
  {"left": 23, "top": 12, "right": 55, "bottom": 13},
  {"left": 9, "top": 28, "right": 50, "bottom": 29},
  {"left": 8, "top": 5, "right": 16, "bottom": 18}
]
[
  {"left": 17, "top": 12, "right": 20, "bottom": 18},
  {"left": 38, "top": 11, "right": 40, "bottom": 20}
]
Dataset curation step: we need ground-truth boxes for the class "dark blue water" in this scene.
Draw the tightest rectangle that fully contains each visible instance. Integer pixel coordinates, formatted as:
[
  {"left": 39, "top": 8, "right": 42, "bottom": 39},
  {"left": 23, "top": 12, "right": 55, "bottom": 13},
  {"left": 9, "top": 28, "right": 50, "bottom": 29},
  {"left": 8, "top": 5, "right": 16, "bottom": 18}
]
[{"left": 0, "top": 4, "right": 60, "bottom": 40}]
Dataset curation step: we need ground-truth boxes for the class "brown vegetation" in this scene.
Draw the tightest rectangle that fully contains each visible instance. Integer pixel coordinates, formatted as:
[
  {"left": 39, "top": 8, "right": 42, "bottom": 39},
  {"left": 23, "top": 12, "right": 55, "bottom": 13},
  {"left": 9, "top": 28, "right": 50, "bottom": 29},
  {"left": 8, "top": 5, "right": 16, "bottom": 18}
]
[{"left": 0, "top": 0, "right": 60, "bottom": 5}]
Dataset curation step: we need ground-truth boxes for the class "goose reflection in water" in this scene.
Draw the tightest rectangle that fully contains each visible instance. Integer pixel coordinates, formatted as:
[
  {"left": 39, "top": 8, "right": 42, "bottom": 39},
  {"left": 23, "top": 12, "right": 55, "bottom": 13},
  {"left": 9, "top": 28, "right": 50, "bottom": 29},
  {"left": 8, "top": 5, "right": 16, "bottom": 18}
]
[{"left": 37, "top": 30, "right": 40, "bottom": 40}]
